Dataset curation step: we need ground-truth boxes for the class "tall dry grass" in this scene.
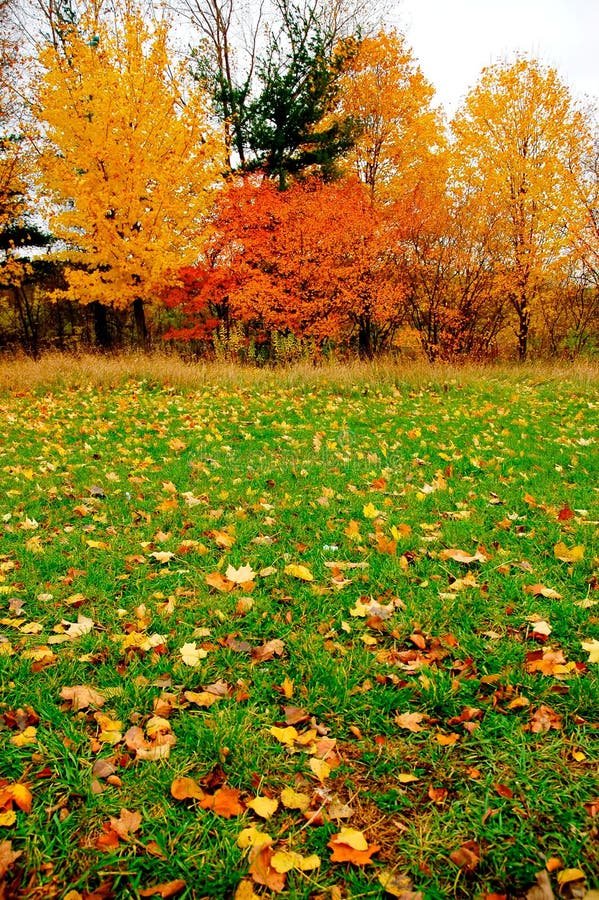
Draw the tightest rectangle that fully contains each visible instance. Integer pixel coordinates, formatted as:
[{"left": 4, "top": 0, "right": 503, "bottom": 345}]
[{"left": 0, "top": 351, "right": 598, "bottom": 394}]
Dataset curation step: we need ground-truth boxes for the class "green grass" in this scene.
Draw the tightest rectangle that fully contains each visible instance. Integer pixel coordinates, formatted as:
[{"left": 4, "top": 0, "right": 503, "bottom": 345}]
[{"left": 0, "top": 358, "right": 598, "bottom": 899}]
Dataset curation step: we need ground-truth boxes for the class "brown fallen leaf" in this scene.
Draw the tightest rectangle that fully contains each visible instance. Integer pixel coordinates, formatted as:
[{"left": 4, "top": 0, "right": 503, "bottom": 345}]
[
  {"left": 248, "top": 843, "right": 286, "bottom": 892},
  {"left": 525, "top": 870, "right": 555, "bottom": 900},
  {"left": 394, "top": 711, "right": 426, "bottom": 732},
  {"left": 60, "top": 685, "right": 106, "bottom": 711},
  {"left": 450, "top": 840, "right": 480, "bottom": 871},
  {"left": 530, "top": 705, "right": 563, "bottom": 733},
  {"left": 439, "top": 548, "right": 488, "bottom": 564},
  {"left": 109, "top": 808, "right": 142, "bottom": 840},
  {"left": 0, "top": 839, "right": 22, "bottom": 879},
  {"left": 138, "top": 880, "right": 187, "bottom": 898}
]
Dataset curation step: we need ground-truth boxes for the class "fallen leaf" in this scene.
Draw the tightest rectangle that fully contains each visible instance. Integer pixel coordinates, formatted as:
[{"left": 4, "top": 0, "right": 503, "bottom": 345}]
[
  {"left": 60, "top": 685, "right": 106, "bottom": 711},
  {"left": 280, "top": 787, "right": 310, "bottom": 811},
  {"left": 284, "top": 563, "right": 314, "bottom": 581},
  {"left": 179, "top": 642, "right": 207, "bottom": 666},
  {"left": 439, "top": 548, "right": 488, "bottom": 564},
  {"left": 581, "top": 639, "right": 599, "bottom": 663},
  {"left": 378, "top": 869, "right": 422, "bottom": 898},
  {"left": 328, "top": 829, "right": 380, "bottom": 865},
  {"left": 554, "top": 542, "right": 584, "bottom": 563},
  {"left": 170, "top": 777, "right": 205, "bottom": 801},
  {"left": 248, "top": 843, "right": 286, "bottom": 892},
  {"left": 530, "top": 705, "right": 563, "bottom": 733},
  {"left": 138, "top": 880, "right": 187, "bottom": 898},
  {"left": 247, "top": 796, "right": 278, "bottom": 819},
  {"left": 270, "top": 850, "right": 321, "bottom": 873},
  {"left": 225, "top": 564, "right": 256, "bottom": 584},
  {"left": 395, "top": 711, "right": 426, "bottom": 732},
  {"left": 199, "top": 786, "right": 244, "bottom": 818},
  {"left": 0, "top": 839, "right": 22, "bottom": 878},
  {"left": 450, "top": 840, "right": 480, "bottom": 871}
]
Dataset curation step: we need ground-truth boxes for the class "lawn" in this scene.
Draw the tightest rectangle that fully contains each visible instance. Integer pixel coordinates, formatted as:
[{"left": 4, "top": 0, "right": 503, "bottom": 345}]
[{"left": 0, "top": 357, "right": 598, "bottom": 900}]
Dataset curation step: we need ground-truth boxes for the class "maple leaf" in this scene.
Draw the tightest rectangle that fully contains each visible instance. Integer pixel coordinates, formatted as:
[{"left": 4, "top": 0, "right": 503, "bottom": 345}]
[
  {"left": 524, "top": 584, "right": 562, "bottom": 599},
  {"left": 394, "top": 711, "right": 426, "bottom": 732},
  {"left": 225, "top": 564, "right": 256, "bottom": 584},
  {"left": 179, "top": 642, "right": 207, "bottom": 666}
]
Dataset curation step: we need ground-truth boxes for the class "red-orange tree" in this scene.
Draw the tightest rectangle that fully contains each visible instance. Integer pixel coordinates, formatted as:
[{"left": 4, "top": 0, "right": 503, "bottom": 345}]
[{"left": 167, "top": 175, "right": 405, "bottom": 356}]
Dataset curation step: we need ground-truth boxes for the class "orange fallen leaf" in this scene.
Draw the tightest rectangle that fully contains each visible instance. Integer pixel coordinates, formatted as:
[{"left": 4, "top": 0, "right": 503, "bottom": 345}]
[
  {"left": 138, "top": 880, "right": 187, "bottom": 898},
  {"left": 170, "top": 777, "right": 205, "bottom": 801},
  {"left": 328, "top": 830, "right": 380, "bottom": 865},
  {"left": 199, "top": 786, "right": 244, "bottom": 818}
]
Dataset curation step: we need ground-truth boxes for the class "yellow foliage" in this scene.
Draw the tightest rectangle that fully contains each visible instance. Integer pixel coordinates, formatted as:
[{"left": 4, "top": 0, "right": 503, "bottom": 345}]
[{"left": 34, "top": 3, "right": 225, "bottom": 311}]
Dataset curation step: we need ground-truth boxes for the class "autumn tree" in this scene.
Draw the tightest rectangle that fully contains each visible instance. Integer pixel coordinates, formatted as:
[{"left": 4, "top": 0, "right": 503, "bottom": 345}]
[
  {"left": 330, "top": 29, "right": 445, "bottom": 203},
  {"left": 167, "top": 175, "right": 405, "bottom": 355},
  {"left": 33, "top": 0, "right": 224, "bottom": 347},
  {"left": 450, "top": 56, "right": 593, "bottom": 361}
]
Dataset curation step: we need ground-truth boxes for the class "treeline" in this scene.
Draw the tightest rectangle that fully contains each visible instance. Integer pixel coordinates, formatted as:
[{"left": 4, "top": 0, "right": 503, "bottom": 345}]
[{"left": 0, "top": 0, "right": 598, "bottom": 361}]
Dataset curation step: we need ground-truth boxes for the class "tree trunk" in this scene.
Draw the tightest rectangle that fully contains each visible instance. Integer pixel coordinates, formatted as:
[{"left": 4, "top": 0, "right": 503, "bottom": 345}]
[
  {"left": 133, "top": 297, "right": 149, "bottom": 350},
  {"left": 517, "top": 301, "right": 530, "bottom": 362},
  {"left": 93, "top": 301, "right": 112, "bottom": 349}
]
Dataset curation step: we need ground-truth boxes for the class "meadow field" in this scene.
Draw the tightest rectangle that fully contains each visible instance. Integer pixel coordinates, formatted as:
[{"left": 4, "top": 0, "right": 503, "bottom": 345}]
[{"left": 0, "top": 356, "right": 598, "bottom": 900}]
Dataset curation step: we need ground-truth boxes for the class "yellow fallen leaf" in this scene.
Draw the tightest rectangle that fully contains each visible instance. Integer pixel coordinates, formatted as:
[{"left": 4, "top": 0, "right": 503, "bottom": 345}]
[
  {"left": 280, "top": 787, "right": 310, "bottom": 811},
  {"left": 86, "top": 540, "right": 110, "bottom": 550},
  {"left": 284, "top": 564, "right": 314, "bottom": 581},
  {"left": 269, "top": 726, "right": 298, "bottom": 745},
  {"left": 246, "top": 796, "right": 279, "bottom": 819},
  {"left": 363, "top": 502, "right": 380, "bottom": 519},
  {"left": 557, "top": 868, "right": 586, "bottom": 886},
  {"left": 236, "top": 827, "right": 272, "bottom": 850},
  {"left": 581, "top": 639, "right": 599, "bottom": 663},
  {"left": 309, "top": 758, "right": 330, "bottom": 782},
  {"left": 554, "top": 542, "right": 584, "bottom": 563},
  {"left": 0, "top": 810, "right": 17, "bottom": 827},
  {"left": 397, "top": 773, "right": 419, "bottom": 784},
  {"left": 179, "top": 642, "right": 207, "bottom": 666},
  {"left": 333, "top": 827, "right": 368, "bottom": 851},
  {"left": 270, "top": 850, "right": 321, "bottom": 873},
  {"left": 10, "top": 726, "right": 37, "bottom": 747}
]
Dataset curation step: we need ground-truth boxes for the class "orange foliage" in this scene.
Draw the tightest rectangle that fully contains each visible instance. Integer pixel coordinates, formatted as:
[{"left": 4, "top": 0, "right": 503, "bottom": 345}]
[{"left": 169, "top": 176, "right": 406, "bottom": 356}]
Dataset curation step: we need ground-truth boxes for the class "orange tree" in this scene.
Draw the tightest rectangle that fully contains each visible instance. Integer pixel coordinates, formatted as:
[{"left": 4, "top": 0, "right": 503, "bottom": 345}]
[
  {"left": 33, "top": 0, "right": 224, "bottom": 347},
  {"left": 166, "top": 174, "right": 405, "bottom": 357}
]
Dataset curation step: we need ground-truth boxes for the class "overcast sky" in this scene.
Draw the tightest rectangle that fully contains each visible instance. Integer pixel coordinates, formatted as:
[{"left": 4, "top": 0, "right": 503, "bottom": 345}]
[{"left": 388, "top": 0, "right": 599, "bottom": 115}]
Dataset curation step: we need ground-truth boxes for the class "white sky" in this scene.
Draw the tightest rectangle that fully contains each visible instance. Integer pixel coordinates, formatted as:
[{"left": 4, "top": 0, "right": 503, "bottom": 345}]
[{"left": 388, "top": 0, "right": 599, "bottom": 115}]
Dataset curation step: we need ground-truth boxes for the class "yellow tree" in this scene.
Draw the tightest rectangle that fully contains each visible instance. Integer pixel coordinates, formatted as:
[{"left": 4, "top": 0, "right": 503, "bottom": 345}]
[
  {"left": 450, "top": 56, "right": 592, "bottom": 360},
  {"left": 331, "top": 29, "right": 446, "bottom": 203},
  {"left": 34, "top": 1, "right": 225, "bottom": 346}
]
